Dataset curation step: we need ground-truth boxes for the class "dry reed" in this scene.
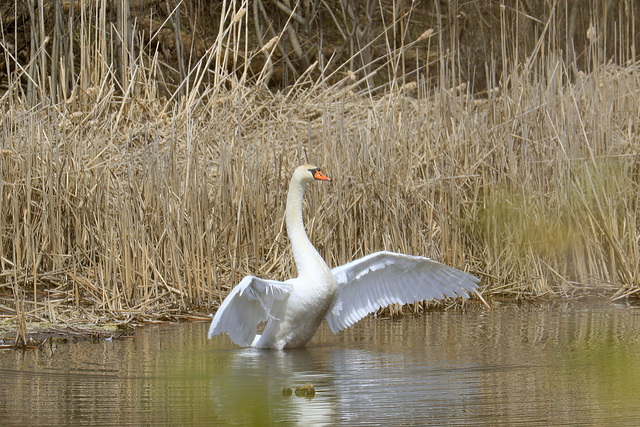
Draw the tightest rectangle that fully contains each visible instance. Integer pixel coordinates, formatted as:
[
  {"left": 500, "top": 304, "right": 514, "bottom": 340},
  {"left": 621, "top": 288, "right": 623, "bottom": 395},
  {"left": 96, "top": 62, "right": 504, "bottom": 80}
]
[{"left": 0, "top": 1, "right": 639, "bottom": 337}]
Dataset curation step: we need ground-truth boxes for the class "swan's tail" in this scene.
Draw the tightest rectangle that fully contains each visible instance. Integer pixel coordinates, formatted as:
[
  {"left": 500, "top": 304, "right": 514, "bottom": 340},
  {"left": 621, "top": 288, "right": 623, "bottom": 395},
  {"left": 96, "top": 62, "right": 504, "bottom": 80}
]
[{"left": 250, "top": 334, "right": 261, "bottom": 347}]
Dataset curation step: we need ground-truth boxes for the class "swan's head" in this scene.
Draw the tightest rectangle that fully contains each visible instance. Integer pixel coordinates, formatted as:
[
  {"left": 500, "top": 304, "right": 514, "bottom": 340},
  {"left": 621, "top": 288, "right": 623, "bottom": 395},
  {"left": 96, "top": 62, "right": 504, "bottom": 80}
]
[{"left": 294, "top": 164, "right": 331, "bottom": 184}]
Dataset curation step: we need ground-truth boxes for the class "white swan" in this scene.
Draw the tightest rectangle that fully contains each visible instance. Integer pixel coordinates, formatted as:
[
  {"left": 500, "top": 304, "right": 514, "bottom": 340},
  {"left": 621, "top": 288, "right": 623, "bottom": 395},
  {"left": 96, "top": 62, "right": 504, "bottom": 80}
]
[{"left": 208, "top": 165, "right": 480, "bottom": 349}]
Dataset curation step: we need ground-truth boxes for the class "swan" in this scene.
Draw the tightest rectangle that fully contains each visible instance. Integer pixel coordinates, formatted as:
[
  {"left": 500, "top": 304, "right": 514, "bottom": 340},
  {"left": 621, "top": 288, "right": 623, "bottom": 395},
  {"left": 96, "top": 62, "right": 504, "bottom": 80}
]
[{"left": 208, "top": 164, "right": 480, "bottom": 349}]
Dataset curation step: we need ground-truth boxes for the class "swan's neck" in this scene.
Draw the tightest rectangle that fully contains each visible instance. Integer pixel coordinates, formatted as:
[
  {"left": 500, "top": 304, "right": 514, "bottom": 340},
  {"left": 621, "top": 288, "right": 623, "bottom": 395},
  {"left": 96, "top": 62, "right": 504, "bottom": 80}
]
[{"left": 286, "top": 176, "right": 328, "bottom": 277}]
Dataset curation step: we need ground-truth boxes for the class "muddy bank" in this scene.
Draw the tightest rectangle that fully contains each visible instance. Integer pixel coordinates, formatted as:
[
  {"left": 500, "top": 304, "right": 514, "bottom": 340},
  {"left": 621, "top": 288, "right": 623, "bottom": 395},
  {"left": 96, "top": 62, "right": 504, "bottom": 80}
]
[{"left": 0, "top": 314, "right": 212, "bottom": 349}]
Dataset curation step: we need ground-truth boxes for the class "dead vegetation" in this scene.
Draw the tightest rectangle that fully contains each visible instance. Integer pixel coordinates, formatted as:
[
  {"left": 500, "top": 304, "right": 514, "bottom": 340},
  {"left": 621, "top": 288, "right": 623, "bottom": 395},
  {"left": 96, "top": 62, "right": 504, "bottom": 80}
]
[{"left": 0, "top": 1, "right": 639, "bottom": 344}]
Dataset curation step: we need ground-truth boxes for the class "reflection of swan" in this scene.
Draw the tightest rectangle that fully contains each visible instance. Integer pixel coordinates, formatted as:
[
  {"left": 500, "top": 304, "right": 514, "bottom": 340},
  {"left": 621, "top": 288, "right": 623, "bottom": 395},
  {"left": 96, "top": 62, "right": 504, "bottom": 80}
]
[
  {"left": 206, "top": 344, "right": 337, "bottom": 425},
  {"left": 206, "top": 326, "right": 480, "bottom": 426},
  {"left": 208, "top": 165, "right": 479, "bottom": 349}
]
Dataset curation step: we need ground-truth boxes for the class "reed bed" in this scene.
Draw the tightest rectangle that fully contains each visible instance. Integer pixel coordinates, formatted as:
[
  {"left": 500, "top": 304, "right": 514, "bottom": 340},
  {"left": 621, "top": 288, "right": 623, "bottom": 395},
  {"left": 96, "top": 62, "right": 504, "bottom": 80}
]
[{"left": 0, "top": 1, "right": 639, "bottom": 343}]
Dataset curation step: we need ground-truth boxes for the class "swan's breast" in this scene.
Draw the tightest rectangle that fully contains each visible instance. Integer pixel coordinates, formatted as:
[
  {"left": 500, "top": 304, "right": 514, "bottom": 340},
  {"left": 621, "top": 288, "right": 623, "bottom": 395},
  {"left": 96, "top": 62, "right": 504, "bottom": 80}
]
[{"left": 279, "top": 279, "right": 337, "bottom": 348}]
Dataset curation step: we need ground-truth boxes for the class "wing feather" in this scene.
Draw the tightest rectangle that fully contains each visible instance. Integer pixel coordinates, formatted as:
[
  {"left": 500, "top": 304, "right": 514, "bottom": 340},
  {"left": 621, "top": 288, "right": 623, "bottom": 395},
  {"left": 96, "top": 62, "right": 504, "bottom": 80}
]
[
  {"left": 207, "top": 276, "right": 292, "bottom": 346},
  {"left": 326, "top": 251, "right": 480, "bottom": 333}
]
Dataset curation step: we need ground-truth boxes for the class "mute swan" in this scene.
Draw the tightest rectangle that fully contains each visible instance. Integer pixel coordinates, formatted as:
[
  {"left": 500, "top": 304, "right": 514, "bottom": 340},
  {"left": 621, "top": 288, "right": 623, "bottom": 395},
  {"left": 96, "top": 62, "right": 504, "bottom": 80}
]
[{"left": 208, "top": 165, "right": 480, "bottom": 349}]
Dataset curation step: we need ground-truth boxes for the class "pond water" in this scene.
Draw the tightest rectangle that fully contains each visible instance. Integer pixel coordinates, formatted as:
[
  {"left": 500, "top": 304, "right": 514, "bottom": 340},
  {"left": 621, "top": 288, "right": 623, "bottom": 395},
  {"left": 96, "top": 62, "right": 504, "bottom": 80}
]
[{"left": 1, "top": 300, "right": 640, "bottom": 426}]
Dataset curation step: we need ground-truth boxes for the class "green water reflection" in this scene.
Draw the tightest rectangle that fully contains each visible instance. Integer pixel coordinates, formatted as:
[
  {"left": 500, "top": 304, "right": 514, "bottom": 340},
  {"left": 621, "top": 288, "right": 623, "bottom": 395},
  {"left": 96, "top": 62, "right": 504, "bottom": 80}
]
[{"left": 0, "top": 300, "right": 639, "bottom": 425}]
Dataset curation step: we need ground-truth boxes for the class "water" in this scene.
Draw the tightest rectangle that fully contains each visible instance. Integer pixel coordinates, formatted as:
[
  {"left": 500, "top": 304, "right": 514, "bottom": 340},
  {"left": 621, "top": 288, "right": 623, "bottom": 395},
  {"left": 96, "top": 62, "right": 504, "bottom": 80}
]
[{"left": 1, "top": 300, "right": 640, "bottom": 426}]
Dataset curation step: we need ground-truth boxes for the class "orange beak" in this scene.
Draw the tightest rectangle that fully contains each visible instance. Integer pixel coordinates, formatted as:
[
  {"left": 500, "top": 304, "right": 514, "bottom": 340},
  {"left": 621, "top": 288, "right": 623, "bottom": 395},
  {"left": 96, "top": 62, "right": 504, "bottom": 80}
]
[{"left": 313, "top": 170, "right": 331, "bottom": 181}]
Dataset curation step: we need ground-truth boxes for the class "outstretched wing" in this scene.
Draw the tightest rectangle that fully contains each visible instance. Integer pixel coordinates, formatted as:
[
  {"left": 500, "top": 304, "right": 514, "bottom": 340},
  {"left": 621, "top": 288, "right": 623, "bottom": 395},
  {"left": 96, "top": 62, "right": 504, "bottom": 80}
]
[
  {"left": 208, "top": 276, "right": 293, "bottom": 346},
  {"left": 325, "top": 251, "right": 480, "bottom": 333}
]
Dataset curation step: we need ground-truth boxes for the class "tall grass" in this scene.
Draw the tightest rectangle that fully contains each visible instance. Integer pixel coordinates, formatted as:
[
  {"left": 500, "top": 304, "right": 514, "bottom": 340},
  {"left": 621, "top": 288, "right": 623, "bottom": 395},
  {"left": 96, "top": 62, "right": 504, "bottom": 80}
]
[{"left": 0, "top": 1, "right": 639, "bottom": 332}]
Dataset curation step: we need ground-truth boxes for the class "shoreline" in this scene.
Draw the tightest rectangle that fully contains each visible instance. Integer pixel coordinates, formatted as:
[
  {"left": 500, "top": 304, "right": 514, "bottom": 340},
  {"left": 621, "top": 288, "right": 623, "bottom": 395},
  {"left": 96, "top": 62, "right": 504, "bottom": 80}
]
[
  {"left": 2, "top": 294, "right": 631, "bottom": 350},
  {"left": 0, "top": 313, "right": 213, "bottom": 349}
]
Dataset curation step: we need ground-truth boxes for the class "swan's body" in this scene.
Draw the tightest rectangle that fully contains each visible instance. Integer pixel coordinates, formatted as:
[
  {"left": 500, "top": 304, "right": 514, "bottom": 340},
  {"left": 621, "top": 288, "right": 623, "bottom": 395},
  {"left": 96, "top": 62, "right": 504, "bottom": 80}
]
[{"left": 208, "top": 165, "right": 480, "bottom": 349}]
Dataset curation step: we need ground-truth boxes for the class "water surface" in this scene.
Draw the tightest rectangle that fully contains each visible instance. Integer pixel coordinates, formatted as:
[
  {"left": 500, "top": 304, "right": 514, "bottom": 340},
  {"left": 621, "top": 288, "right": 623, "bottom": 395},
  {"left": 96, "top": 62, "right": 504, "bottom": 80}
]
[{"left": 1, "top": 300, "right": 639, "bottom": 425}]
